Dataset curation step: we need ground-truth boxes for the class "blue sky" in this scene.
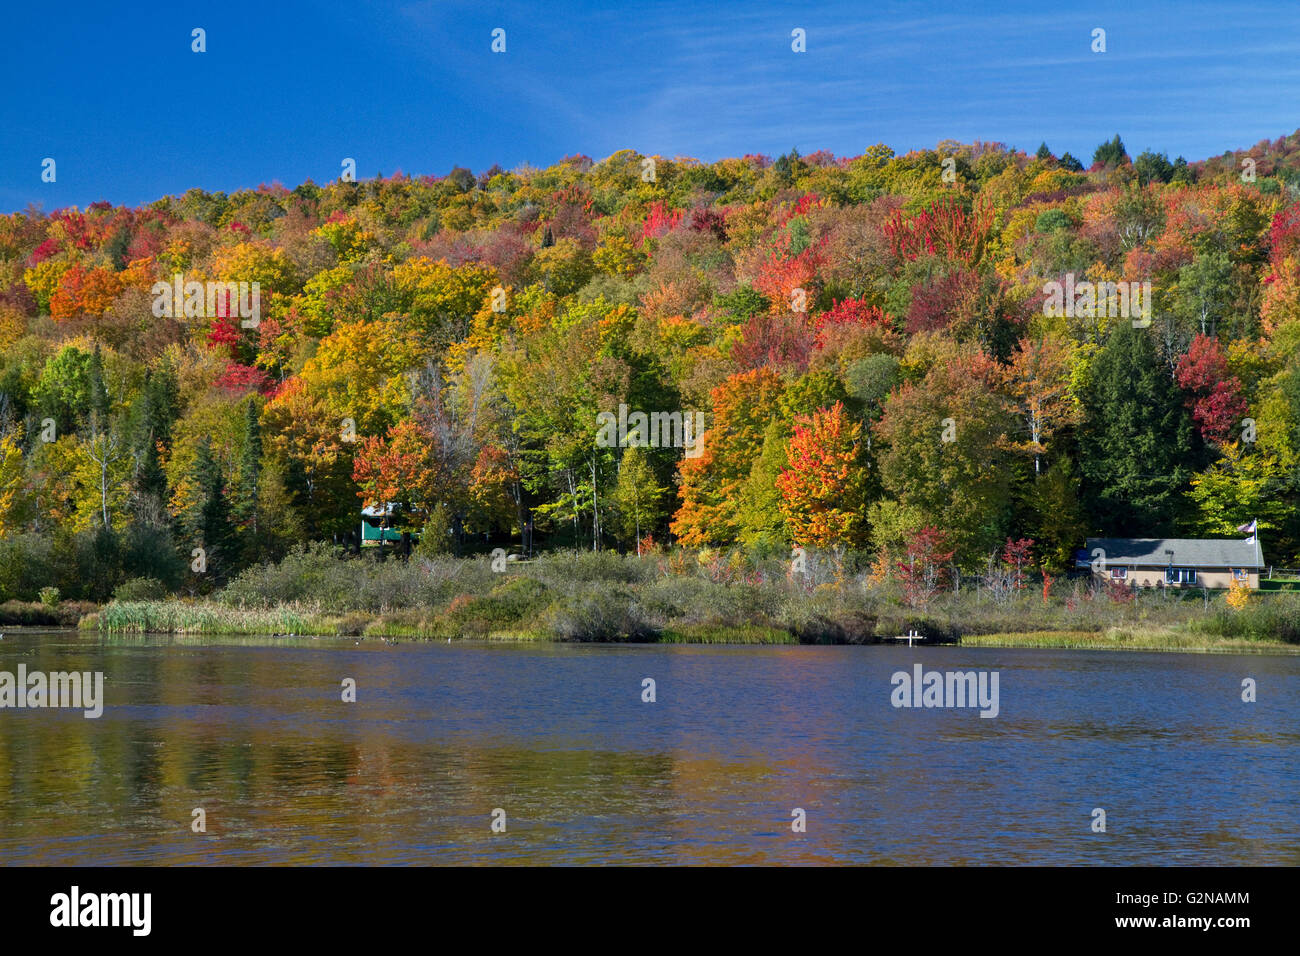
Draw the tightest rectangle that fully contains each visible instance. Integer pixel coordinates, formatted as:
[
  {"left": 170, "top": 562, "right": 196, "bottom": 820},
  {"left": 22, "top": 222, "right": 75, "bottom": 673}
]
[{"left": 3, "top": 0, "right": 1299, "bottom": 212}]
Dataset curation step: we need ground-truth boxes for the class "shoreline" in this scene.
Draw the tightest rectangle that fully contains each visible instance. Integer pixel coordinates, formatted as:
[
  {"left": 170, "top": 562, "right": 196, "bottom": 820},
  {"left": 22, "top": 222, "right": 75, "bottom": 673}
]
[
  {"left": 956, "top": 629, "right": 1300, "bottom": 654},
  {"left": 40, "top": 606, "right": 1300, "bottom": 653}
]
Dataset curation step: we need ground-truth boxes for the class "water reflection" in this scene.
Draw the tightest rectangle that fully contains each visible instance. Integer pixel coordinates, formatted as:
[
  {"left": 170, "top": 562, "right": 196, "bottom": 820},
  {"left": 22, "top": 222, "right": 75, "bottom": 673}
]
[{"left": 0, "top": 633, "right": 1297, "bottom": 864}]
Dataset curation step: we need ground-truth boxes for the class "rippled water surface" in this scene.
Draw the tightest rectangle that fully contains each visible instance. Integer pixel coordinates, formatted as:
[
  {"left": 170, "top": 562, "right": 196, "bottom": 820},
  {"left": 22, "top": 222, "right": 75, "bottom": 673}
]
[{"left": 0, "top": 631, "right": 1297, "bottom": 864}]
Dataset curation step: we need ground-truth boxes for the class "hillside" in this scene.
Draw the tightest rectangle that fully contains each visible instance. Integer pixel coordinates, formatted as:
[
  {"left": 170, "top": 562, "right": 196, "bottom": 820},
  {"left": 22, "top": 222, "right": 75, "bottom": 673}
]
[{"left": 3, "top": 133, "right": 1300, "bottom": 600}]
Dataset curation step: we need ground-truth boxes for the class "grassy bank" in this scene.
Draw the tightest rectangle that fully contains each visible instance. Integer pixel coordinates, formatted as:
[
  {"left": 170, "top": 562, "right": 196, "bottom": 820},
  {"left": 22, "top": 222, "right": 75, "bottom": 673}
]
[
  {"left": 959, "top": 628, "right": 1300, "bottom": 652},
  {"left": 91, "top": 600, "right": 803, "bottom": 644},
  {"left": 78, "top": 545, "right": 1300, "bottom": 650}
]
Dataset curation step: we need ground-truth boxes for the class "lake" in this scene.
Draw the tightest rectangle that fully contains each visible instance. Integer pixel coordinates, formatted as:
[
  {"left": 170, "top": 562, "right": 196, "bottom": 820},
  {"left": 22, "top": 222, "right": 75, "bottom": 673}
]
[{"left": 0, "top": 630, "right": 1297, "bottom": 865}]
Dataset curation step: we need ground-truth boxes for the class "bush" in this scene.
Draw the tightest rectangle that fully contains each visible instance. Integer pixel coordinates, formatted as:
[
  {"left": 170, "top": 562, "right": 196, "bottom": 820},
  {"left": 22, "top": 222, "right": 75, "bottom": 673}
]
[
  {"left": 0, "top": 599, "right": 96, "bottom": 627},
  {"left": 779, "top": 586, "right": 879, "bottom": 643},
  {"left": 1194, "top": 593, "right": 1300, "bottom": 644},
  {"left": 641, "top": 575, "right": 779, "bottom": 627},
  {"left": 479, "top": 576, "right": 551, "bottom": 619},
  {"left": 114, "top": 577, "right": 169, "bottom": 602},
  {"left": 1035, "top": 208, "right": 1072, "bottom": 233},
  {"left": 216, "top": 542, "right": 488, "bottom": 612},
  {"left": 542, "top": 584, "right": 656, "bottom": 641},
  {"left": 522, "top": 549, "right": 659, "bottom": 588},
  {"left": 437, "top": 576, "right": 552, "bottom": 637},
  {"left": 38, "top": 586, "right": 60, "bottom": 607},
  {"left": 120, "top": 521, "right": 187, "bottom": 591}
]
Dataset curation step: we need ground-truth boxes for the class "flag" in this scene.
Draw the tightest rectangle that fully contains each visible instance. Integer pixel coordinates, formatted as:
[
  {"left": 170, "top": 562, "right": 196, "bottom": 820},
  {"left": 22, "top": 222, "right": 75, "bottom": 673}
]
[{"left": 1237, "top": 519, "right": 1256, "bottom": 534}]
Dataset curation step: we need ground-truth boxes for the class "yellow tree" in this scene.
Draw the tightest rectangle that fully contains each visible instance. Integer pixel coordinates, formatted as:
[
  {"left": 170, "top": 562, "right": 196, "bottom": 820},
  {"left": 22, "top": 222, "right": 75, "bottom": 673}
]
[
  {"left": 75, "top": 432, "right": 131, "bottom": 531},
  {"left": 392, "top": 257, "right": 498, "bottom": 355},
  {"left": 209, "top": 241, "right": 299, "bottom": 330},
  {"left": 261, "top": 377, "right": 358, "bottom": 539},
  {"left": 26, "top": 435, "right": 82, "bottom": 530},
  {"left": 0, "top": 433, "right": 29, "bottom": 534},
  {"left": 210, "top": 241, "right": 298, "bottom": 295},
  {"left": 999, "top": 334, "right": 1082, "bottom": 473},
  {"left": 300, "top": 317, "right": 414, "bottom": 435},
  {"left": 22, "top": 260, "right": 68, "bottom": 314},
  {"left": 311, "top": 215, "right": 375, "bottom": 263}
]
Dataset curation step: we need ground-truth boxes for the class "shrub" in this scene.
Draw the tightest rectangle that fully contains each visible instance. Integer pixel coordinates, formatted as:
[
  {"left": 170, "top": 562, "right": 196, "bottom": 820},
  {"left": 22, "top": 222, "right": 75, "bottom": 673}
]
[
  {"left": 413, "top": 504, "right": 453, "bottom": 558},
  {"left": 1195, "top": 593, "right": 1300, "bottom": 644},
  {"left": 1035, "top": 208, "right": 1072, "bottom": 233},
  {"left": 436, "top": 577, "right": 551, "bottom": 637},
  {"left": 114, "top": 577, "right": 169, "bottom": 602},
  {"left": 542, "top": 585, "right": 656, "bottom": 641},
  {"left": 0, "top": 599, "right": 95, "bottom": 627},
  {"left": 216, "top": 542, "right": 488, "bottom": 612},
  {"left": 38, "top": 586, "right": 60, "bottom": 607},
  {"left": 779, "top": 586, "right": 878, "bottom": 643},
  {"left": 640, "top": 575, "right": 768, "bottom": 626},
  {"left": 522, "top": 550, "right": 658, "bottom": 588},
  {"left": 1226, "top": 577, "right": 1250, "bottom": 611}
]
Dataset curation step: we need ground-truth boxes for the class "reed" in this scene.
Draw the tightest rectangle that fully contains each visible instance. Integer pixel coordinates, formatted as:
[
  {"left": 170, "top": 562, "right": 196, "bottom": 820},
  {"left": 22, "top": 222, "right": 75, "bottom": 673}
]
[{"left": 97, "top": 601, "right": 329, "bottom": 635}]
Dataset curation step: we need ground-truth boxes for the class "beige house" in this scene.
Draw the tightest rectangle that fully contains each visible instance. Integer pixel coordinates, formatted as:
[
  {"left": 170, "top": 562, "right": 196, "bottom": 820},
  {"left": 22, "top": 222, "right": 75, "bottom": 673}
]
[{"left": 1081, "top": 537, "right": 1264, "bottom": 590}]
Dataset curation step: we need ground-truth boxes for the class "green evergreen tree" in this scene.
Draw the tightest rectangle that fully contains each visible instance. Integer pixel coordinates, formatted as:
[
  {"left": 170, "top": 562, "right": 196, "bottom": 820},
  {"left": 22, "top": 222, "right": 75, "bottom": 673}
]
[
  {"left": 188, "top": 436, "right": 234, "bottom": 581},
  {"left": 1058, "top": 152, "right": 1084, "bottom": 172},
  {"left": 773, "top": 147, "right": 803, "bottom": 185},
  {"left": 130, "top": 365, "right": 178, "bottom": 503},
  {"left": 1091, "top": 134, "right": 1129, "bottom": 169},
  {"left": 1134, "top": 150, "right": 1174, "bottom": 185},
  {"left": 1078, "top": 324, "right": 1198, "bottom": 534}
]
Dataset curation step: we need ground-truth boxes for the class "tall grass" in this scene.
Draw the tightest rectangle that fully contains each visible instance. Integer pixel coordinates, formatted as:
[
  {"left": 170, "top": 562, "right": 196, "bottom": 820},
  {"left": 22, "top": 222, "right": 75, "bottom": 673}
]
[
  {"left": 97, "top": 601, "right": 329, "bottom": 635},
  {"left": 958, "top": 629, "right": 1299, "bottom": 651}
]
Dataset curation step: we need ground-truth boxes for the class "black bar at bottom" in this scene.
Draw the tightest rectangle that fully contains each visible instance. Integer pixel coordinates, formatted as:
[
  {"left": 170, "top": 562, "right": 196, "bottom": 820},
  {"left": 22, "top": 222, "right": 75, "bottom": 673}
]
[{"left": 0, "top": 865, "right": 1281, "bottom": 943}]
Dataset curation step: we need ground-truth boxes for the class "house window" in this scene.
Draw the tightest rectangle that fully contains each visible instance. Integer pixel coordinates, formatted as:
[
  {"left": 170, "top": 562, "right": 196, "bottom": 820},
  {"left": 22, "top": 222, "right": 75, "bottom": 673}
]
[
  {"left": 1165, "top": 568, "right": 1198, "bottom": 585},
  {"left": 1233, "top": 569, "right": 1249, "bottom": 581},
  {"left": 1110, "top": 567, "right": 1128, "bottom": 579}
]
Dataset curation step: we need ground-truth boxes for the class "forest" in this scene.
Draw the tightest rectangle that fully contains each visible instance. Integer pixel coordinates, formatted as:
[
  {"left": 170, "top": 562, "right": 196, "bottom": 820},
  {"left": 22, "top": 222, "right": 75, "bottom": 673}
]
[{"left": 3, "top": 132, "right": 1300, "bottom": 610}]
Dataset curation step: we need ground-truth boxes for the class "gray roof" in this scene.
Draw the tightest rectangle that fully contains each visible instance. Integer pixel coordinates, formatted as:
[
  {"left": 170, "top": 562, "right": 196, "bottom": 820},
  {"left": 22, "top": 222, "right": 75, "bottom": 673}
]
[{"left": 1084, "top": 537, "right": 1264, "bottom": 569}]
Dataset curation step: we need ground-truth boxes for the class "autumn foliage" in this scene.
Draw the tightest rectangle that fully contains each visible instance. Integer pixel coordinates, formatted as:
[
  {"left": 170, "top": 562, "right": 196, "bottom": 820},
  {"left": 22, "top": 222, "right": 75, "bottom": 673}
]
[
  {"left": 776, "top": 401, "right": 870, "bottom": 548},
  {"left": 1175, "top": 334, "right": 1248, "bottom": 445},
  {"left": 7, "top": 131, "right": 1300, "bottom": 603},
  {"left": 884, "top": 196, "right": 995, "bottom": 266}
]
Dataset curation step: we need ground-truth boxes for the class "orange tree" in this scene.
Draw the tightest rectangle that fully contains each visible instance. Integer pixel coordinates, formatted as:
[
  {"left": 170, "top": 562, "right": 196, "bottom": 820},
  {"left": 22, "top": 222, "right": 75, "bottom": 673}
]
[
  {"left": 775, "top": 400, "right": 871, "bottom": 548},
  {"left": 671, "top": 367, "right": 784, "bottom": 546}
]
